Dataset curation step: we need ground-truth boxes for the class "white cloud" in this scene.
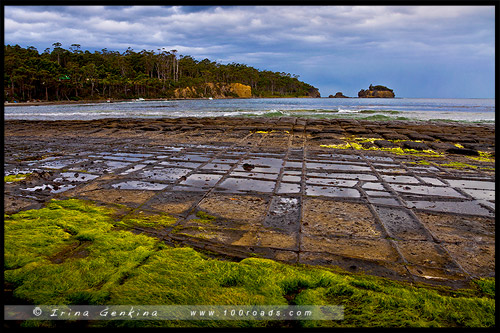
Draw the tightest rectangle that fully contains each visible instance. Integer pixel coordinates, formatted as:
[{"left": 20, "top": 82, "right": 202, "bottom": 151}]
[{"left": 87, "top": 18, "right": 145, "bottom": 33}]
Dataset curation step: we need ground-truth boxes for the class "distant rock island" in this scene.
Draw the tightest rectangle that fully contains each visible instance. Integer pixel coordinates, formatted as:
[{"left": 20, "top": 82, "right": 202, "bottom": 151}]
[
  {"left": 328, "top": 92, "right": 349, "bottom": 98},
  {"left": 358, "top": 84, "right": 395, "bottom": 98}
]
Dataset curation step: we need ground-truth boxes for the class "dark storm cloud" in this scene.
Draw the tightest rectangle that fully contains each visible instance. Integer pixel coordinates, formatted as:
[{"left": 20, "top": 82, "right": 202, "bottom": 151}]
[{"left": 4, "top": 5, "right": 495, "bottom": 97}]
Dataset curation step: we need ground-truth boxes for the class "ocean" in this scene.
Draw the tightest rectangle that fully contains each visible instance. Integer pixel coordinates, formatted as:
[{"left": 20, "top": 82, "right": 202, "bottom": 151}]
[{"left": 4, "top": 98, "right": 495, "bottom": 123}]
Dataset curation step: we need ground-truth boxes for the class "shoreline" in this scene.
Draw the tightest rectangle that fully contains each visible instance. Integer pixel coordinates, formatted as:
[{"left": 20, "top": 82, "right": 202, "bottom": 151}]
[
  {"left": 3, "top": 98, "right": 205, "bottom": 107},
  {"left": 4, "top": 116, "right": 495, "bottom": 154},
  {"left": 3, "top": 116, "right": 496, "bottom": 129},
  {"left": 4, "top": 96, "right": 325, "bottom": 107},
  {"left": 5, "top": 96, "right": 493, "bottom": 107}
]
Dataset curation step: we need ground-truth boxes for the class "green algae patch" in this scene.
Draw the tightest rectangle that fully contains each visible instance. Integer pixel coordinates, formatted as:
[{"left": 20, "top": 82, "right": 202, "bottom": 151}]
[
  {"left": 467, "top": 151, "right": 495, "bottom": 163},
  {"left": 320, "top": 142, "right": 351, "bottom": 150},
  {"left": 4, "top": 199, "right": 115, "bottom": 270},
  {"left": 4, "top": 199, "right": 160, "bottom": 304},
  {"left": 4, "top": 173, "right": 31, "bottom": 183},
  {"left": 116, "top": 211, "right": 177, "bottom": 229},
  {"left": 446, "top": 163, "right": 494, "bottom": 172},
  {"left": 4, "top": 199, "right": 495, "bottom": 328},
  {"left": 405, "top": 160, "right": 432, "bottom": 166},
  {"left": 320, "top": 137, "right": 443, "bottom": 158},
  {"left": 194, "top": 210, "right": 217, "bottom": 224}
]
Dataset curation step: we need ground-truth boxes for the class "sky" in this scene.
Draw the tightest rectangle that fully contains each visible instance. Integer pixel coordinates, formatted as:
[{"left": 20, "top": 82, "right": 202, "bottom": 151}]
[{"left": 3, "top": 5, "right": 496, "bottom": 98}]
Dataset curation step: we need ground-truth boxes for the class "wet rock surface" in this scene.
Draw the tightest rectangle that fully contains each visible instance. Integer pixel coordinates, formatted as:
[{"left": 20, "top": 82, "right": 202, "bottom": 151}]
[{"left": 4, "top": 117, "right": 495, "bottom": 287}]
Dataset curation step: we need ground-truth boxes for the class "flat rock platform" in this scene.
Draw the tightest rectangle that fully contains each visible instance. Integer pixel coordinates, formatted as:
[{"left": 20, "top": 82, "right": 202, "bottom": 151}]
[{"left": 4, "top": 117, "right": 495, "bottom": 287}]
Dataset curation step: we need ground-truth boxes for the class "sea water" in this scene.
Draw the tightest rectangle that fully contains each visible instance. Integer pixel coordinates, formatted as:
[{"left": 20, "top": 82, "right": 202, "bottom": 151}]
[{"left": 4, "top": 98, "right": 495, "bottom": 123}]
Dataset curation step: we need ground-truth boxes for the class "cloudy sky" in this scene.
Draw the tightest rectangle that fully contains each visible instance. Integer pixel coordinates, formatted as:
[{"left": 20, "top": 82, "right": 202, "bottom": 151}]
[{"left": 4, "top": 5, "right": 495, "bottom": 98}]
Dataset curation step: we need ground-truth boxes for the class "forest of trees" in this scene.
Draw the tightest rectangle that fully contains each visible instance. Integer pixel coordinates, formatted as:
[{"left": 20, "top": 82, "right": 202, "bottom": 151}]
[{"left": 4, "top": 43, "right": 319, "bottom": 102}]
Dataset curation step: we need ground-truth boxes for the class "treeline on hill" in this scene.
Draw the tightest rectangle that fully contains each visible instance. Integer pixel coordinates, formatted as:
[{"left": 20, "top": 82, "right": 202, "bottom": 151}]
[{"left": 4, "top": 43, "right": 319, "bottom": 102}]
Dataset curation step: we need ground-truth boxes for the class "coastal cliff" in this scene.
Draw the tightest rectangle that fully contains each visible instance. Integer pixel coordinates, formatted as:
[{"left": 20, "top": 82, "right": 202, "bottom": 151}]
[
  {"left": 358, "top": 84, "right": 395, "bottom": 98},
  {"left": 174, "top": 83, "right": 252, "bottom": 98},
  {"left": 307, "top": 87, "right": 321, "bottom": 98}
]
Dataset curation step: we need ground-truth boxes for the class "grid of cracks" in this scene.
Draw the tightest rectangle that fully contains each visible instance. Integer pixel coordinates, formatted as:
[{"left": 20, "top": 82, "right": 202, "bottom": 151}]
[{"left": 4, "top": 123, "right": 495, "bottom": 285}]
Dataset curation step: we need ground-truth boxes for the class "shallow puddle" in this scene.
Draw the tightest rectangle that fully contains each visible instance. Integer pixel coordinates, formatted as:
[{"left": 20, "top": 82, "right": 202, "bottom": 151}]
[
  {"left": 405, "top": 200, "right": 495, "bottom": 217},
  {"left": 201, "top": 163, "right": 233, "bottom": 171},
  {"left": 179, "top": 173, "right": 223, "bottom": 188},
  {"left": 171, "top": 185, "right": 207, "bottom": 192},
  {"left": 37, "top": 158, "right": 86, "bottom": 170},
  {"left": 235, "top": 157, "right": 283, "bottom": 174},
  {"left": 420, "top": 177, "right": 447, "bottom": 186},
  {"left": 368, "top": 197, "right": 401, "bottom": 206},
  {"left": 277, "top": 182, "right": 301, "bottom": 194},
  {"left": 390, "top": 184, "right": 465, "bottom": 198},
  {"left": 101, "top": 155, "right": 144, "bottom": 162},
  {"left": 162, "top": 146, "right": 184, "bottom": 152},
  {"left": 21, "top": 183, "right": 76, "bottom": 194},
  {"left": 216, "top": 177, "right": 276, "bottom": 193},
  {"left": 111, "top": 181, "right": 168, "bottom": 191},
  {"left": 307, "top": 172, "right": 377, "bottom": 181},
  {"left": 120, "top": 164, "right": 147, "bottom": 175},
  {"left": 113, "top": 152, "right": 154, "bottom": 158},
  {"left": 364, "top": 155, "right": 394, "bottom": 162},
  {"left": 306, "top": 162, "right": 371, "bottom": 172},
  {"left": 282, "top": 174, "right": 302, "bottom": 183},
  {"left": 389, "top": 184, "right": 463, "bottom": 198},
  {"left": 158, "top": 161, "right": 202, "bottom": 169},
  {"left": 170, "top": 154, "right": 212, "bottom": 163},
  {"left": 139, "top": 167, "right": 192, "bottom": 182},
  {"left": 374, "top": 167, "right": 408, "bottom": 174},
  {"left": 381, "top": 175, "right": 420, "bottom": 184},
  {"left": 313, "top": 153, "right": 364, "bottom": 161},
  {"left": 284, "top": 161, "right": 302, "bottom": 169},
  {"left": 365, "top": 190, "right": 393, "bottom": 197},
  {"left": 306, "top": 177, "right": 358, "bottom": 187},
  {"left": 211, "top": 157, "right": 240, "bottom": 164},
  {"left": 362, "top": 182, "right": 386, "bottom": 191},
  {"left": 86, "top": 160, "right": 132, "bottom": 174},
  {"left": 230, "top": 171, "right": 279, "bottom": 180},
  {"left": 53, "top": 172, "right": 99, "bottom": 182},
  {"left": 444, "top": 179, "right": 495, "bottom": 190},
  {"left": 461, "top": 189, "right": 495, "bottom": 201},
  {"left": 305, "top": 185, "right": 360, "bottom": 198},
  {"left": 104, "top": 160, "right": 132, "bottom": 170},
  {"left": 406, "top": 166, "right": 440, "bottom": 173}
]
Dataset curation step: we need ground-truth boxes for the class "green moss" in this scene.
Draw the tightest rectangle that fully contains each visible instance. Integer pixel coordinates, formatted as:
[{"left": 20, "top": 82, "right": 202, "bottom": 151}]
[
  {"left": 4, "top": 199, "right": 495, "bottom": 328},
  {"left": 321, "top": 137, "right": 443, "bottom": 158},
  {"left": 195, "top": 210, "right": 217, "bottom": 221},
  {"left": 439, "top": 162, "right": 479, "bottom": 170},
  {"left": 320, "top": 143, "right": 351, "bottom": 149},
  {"left": 467, "top": 151, "right": 495, "bottom": 163},
  {"left": 116, "top": 211, "right": 177, "bottom": 229},
  {"left": 474, "top": 278, "right": 495, "bottom": 298},
  {"left": 4, "top": 173, "right": 31, "bottom": 182},
  {"left": 406, "top": 160, "right": 432, "bottom": 166}
]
